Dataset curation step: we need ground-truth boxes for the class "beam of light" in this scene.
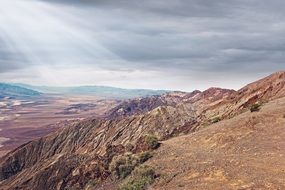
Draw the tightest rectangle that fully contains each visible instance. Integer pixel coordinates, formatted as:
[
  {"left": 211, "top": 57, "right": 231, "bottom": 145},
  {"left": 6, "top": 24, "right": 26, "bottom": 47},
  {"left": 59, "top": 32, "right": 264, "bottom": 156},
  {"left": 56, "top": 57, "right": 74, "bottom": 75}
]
[{"left": 0, "top": 0, "right": 125, "bottom": 86}]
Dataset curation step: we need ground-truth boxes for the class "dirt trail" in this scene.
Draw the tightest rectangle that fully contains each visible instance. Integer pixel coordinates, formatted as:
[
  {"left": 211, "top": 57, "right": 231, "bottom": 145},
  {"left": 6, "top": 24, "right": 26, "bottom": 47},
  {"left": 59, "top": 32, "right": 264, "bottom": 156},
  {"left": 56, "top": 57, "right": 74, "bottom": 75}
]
[{"left": 149, "top": 97, "right": 285, "bottom": 190}]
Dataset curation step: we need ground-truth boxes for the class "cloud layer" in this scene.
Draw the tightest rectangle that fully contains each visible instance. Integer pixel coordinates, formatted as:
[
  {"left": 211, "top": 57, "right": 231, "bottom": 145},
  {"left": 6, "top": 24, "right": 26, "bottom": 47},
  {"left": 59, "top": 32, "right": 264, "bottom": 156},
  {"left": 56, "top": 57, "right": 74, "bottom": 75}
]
[{"left": 0, "top": 0, "right": 284, "bottom": 91}]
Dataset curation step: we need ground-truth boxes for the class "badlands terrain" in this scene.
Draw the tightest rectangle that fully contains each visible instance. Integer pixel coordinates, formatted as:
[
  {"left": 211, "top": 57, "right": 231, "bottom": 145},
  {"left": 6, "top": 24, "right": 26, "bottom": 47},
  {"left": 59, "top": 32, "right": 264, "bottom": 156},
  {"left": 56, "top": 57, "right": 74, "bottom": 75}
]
[
  {"left": 0, "top": 84, "right": 165, "bottom": 156},
  {"left": 0, "top": 72, "right": 285, "bottom": 189}
]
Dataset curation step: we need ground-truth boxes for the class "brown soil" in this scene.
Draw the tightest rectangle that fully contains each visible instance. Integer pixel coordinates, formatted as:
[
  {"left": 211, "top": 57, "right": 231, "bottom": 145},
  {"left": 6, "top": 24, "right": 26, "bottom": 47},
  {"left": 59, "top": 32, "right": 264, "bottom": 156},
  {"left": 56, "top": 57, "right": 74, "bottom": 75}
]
[{"left": 148, "top": 97, "right": 285, "bottom": 190}]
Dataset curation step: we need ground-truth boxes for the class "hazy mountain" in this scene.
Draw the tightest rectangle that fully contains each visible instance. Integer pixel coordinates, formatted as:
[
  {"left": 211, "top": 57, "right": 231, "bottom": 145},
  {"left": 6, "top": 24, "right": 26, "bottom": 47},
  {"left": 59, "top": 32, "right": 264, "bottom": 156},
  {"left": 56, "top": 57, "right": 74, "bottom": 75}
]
[
  {"left": 0, "top": 83, "right": 41, "bottom": 99},
  {"left": 14, "top": 84, "right": 168, "bottom": 99}
]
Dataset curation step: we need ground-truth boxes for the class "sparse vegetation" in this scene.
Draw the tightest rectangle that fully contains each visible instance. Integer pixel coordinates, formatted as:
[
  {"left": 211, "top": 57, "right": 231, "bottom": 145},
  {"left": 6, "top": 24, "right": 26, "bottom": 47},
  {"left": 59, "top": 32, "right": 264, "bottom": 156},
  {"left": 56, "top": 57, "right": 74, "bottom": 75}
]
[
  {"left": 250, "top": 102, "right": 261, "bottom": 112},
  {"left": 109, "top": 154, "right": 137, "bottom": 179},
  {"left": 137, "top": 151, "right": 152, "bottom": 164},
  {"left": 119, "top": 164, "right": 136, "bottom": 179},
  {"left": 144, "top": 135, "right": 159, "bottom": 150},
  {"left": 109, "top": 151, "right": 153, "bottom": 179},
  {"left": 211, "top": 116, "right": 221, "bottom": 123},
  {"left": 119, "top": 165, "right": 156, "bottom": 190},
  {"left": 200, "top": 122, "right": 210, "bottom": 129}
]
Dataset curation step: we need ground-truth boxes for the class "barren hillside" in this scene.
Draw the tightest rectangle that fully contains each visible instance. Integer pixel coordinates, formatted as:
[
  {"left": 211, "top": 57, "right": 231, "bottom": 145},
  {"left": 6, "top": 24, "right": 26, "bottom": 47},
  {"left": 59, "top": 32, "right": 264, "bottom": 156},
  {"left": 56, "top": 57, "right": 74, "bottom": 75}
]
[{"left": 149, "top": 96, "right": 285, "bottom": 189}]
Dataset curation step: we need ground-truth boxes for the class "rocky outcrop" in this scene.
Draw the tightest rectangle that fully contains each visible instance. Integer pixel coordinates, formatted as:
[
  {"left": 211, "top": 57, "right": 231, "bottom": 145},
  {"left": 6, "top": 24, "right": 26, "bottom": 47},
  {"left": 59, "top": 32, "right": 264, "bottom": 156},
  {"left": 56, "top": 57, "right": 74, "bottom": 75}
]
[
  {"left": 105, "top": 95, "right": 168, "bottom": 119},
  {"left": 105, "top": 91, "right": 194, "bottom": 119}
]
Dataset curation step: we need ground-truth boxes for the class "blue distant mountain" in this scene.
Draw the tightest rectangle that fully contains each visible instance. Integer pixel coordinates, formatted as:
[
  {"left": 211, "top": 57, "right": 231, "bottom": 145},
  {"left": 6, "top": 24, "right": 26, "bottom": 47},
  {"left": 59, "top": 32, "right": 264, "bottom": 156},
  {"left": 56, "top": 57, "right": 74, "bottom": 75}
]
[
  {"left": 14, "top": 84, "right": 168, "bottom": 99},
  {"left": 0, "top": 83, "right": 41, "bottom": 99}
]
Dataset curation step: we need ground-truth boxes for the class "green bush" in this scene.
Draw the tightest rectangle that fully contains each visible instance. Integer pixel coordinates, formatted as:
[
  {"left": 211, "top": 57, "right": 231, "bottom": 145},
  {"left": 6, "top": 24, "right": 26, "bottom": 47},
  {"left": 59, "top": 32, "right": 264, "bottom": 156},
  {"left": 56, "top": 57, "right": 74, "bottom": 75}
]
[
  {"left": 137, "top": 152, "right": 152, "bottom": 164},
  {"left": 132, "top": 165, "right": 155, "bottom": 178},
  {"left": 109, "top": 154, "right": 137, "bottom": 179},
  {"left": 119, "top": 165, "right": 156, "bottom": 190},
  {"left": 145, "top": 135, "right": 159, "bottom": 150},
  {"left": 211, "top": 116, "right": 221, "bottom": 123},
  {"left": 119, "top": 164, "right": 135, "bottom": 179},
  {"left": 109, "top": 151, "right": 155, "bottom": 180},
  {"left": 250, "top": 102, "right": 261, "bottom": 112}
]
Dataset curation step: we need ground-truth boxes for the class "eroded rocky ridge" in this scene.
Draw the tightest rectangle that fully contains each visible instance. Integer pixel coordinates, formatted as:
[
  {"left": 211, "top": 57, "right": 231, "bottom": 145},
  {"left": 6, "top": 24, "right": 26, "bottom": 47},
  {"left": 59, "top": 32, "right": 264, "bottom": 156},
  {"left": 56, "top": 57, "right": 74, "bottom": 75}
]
[{"left": 0, "top": 71, "right": 284, "bottom": 190}]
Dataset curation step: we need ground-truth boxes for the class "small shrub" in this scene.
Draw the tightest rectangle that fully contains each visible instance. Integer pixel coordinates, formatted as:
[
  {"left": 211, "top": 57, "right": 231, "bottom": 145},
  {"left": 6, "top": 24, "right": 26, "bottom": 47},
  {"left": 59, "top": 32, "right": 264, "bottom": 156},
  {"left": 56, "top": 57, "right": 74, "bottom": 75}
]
[
  {"left": 200, "top": 122, "right": 210, "bottom": 129},
  {"left": 250, "top": 102, "right": 261, "bottom": 112},
  {"left": 145, "top": 135, "right": 159, "bottom": 150},
  {"left": 119, "top": 164, "right": 135, "bottom": 179},
  {"left": 211, "top": 116, "right": 221, "bottom": 123},
  {"left": 109, "top": 151, "right": 154, "bottom": 180},
  {"left": 119, "top": 165, "right": 156, "bottom": 190},
  {"left": 132, "top": 165, "right": 155, "bottom": 179},
  {"left": 109, "top": 154, "right": 137, "bottom": 179},
  {"left": 137, "top": 151, "right": 152, "bottom": 164},
  {"left": 109, "top": 155, "right": 126, "bottom": 172}
]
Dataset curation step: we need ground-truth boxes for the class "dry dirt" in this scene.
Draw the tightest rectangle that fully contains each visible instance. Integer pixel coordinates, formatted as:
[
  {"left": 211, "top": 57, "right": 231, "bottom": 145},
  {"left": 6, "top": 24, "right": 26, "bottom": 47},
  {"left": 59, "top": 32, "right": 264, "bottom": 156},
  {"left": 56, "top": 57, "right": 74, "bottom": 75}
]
[{"left": 148, "top": 97, "right": 285, "bottom": 190}]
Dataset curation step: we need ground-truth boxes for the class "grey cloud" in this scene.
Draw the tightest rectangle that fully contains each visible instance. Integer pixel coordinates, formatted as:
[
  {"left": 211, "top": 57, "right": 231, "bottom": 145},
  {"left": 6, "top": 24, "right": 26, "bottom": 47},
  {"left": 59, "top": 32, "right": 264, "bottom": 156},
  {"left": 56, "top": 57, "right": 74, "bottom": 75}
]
[
  {"left": 41, "top": 0, "right": 285, "bottom": 18},
  {"left": 0, "top": 36, "right": 30, "bottom": 73},
  {"left": 0, "top": 0, "right": 285, "bottom": 90}
]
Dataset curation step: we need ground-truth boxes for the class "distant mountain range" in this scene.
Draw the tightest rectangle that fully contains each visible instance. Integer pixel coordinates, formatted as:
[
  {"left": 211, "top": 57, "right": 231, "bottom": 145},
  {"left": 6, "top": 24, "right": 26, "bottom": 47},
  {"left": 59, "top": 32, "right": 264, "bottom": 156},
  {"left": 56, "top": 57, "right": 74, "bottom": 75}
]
[
  {"left": 7, "top": 83, "right": 168, "bottom": 99},
  {"left": 0, "top": 83, "right": 41, "bottom": 99}
]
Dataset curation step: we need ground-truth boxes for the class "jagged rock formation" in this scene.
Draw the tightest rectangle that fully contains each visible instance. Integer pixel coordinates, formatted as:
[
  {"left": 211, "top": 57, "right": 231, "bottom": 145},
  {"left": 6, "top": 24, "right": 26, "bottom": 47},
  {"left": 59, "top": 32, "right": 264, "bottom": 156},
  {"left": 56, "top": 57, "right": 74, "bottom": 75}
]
[
  {"left": 105, "top": 91, "right": 195, "bottom": 119},
  {"left": 0, "top": 71, "right": 284, "bottom": 190}
]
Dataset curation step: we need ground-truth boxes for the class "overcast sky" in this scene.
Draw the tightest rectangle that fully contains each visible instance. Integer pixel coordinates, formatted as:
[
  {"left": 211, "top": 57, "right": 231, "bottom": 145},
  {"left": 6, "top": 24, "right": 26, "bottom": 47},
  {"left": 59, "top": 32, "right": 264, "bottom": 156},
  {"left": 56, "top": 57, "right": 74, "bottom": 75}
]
[{"left": 0, "top": 0, "right": 284, "bottom": 91}]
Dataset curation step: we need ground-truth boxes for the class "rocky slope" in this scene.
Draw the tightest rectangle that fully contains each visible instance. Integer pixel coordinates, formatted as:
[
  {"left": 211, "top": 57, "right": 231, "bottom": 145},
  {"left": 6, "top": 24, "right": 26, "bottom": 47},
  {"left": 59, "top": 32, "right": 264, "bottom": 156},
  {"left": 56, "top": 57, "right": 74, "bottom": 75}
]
[
  {"left": 105, "top": 91, "right": 196, "bottom": 119},
  {"left": 0, "top": 71, "right": 284, "bottom": 190},
  {"left": 106, "top": 88, "right": 234, "bottom": 120},
  {"left": 0, "top": 105, "right": 198, "bottom": 189},
  {"left": 149, "top": 96, "right": 285, "bottom": 189}
]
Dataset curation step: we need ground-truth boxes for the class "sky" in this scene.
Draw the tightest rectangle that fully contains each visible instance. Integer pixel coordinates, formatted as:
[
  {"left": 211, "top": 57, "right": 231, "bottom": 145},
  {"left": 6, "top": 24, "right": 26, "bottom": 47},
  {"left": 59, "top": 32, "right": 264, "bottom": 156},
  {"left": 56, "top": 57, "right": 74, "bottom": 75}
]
[{"left": 0, "top": 0, "right": 284, "bottom": 91}]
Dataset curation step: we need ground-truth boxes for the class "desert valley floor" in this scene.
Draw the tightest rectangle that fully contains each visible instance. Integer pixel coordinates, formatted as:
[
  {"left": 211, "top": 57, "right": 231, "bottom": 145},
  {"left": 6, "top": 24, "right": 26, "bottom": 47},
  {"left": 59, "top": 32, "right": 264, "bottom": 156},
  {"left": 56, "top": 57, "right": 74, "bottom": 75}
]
[{"left": 0, "top": 95, "right": 118, "bottom": 156}]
